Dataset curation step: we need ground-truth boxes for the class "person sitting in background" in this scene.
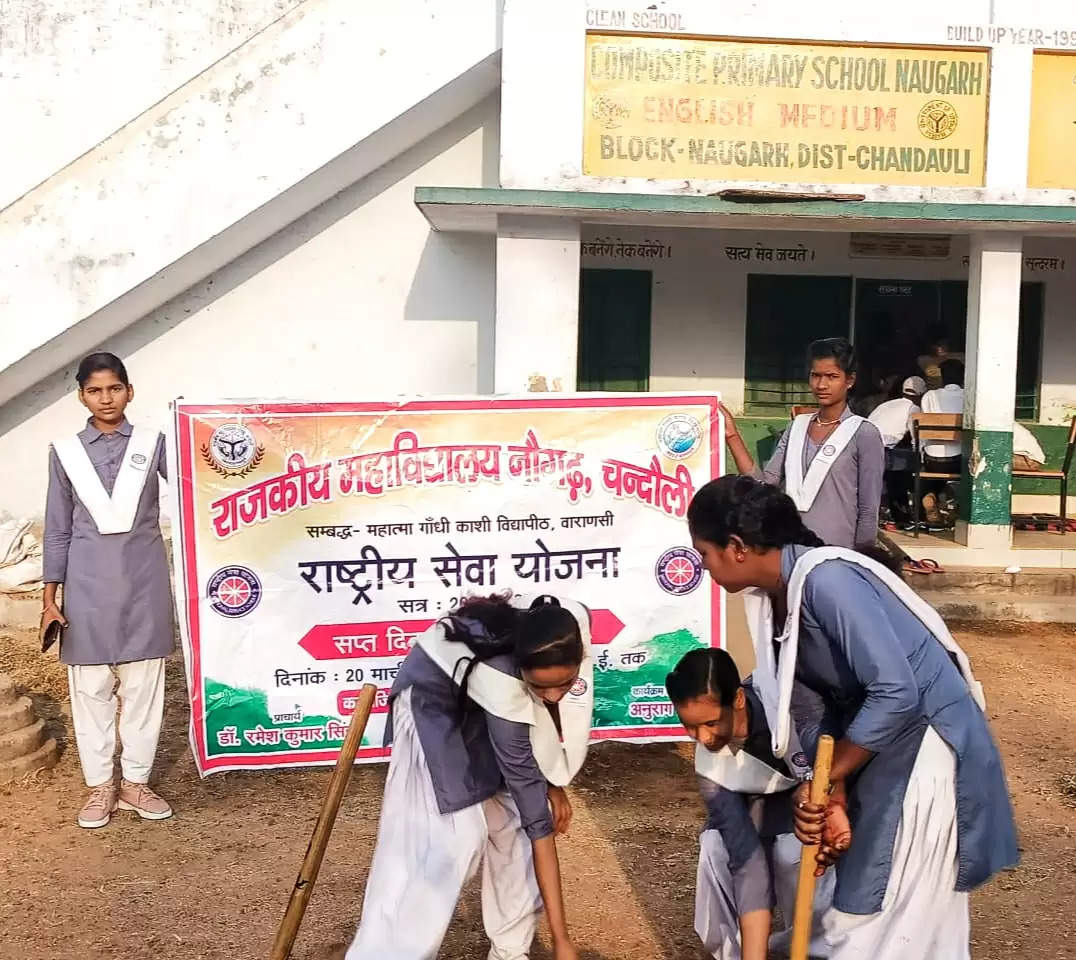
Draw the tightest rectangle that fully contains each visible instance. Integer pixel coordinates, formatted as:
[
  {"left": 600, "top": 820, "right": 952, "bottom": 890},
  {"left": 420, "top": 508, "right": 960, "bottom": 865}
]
[
  {"left": 917, "top": 336, "right": 965, "bottom": 391},
  {"left": 918, "top": 360, "right": 965, "bottom": 529},
  {"left": 869, "top": 377, "right": 926, "bottom": 528},
  {"left": 1012, "top": 422, "right": 1046, "bottom": 471}
]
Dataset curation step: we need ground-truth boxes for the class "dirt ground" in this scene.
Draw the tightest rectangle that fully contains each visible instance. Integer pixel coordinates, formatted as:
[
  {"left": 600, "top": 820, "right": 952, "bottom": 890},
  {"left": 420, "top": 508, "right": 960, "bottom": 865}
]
[{"left": 1, "top": 622, "right": 1074, "bottom": 960}]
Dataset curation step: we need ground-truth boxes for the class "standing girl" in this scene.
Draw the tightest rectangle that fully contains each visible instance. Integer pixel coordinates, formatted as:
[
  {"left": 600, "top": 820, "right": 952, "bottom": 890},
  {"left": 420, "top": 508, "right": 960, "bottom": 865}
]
[
  {"left": 720, "top": 338, "right": 884, "bottom": 551},
  {"left": 346, "top": 594, "right": 592, "bottom": 960},
  {"left": 40, "top": 352, "right": 174, "bottom": 828},
  {"left": 684, "top": 475, "right": 1018, "bottom": 959}
]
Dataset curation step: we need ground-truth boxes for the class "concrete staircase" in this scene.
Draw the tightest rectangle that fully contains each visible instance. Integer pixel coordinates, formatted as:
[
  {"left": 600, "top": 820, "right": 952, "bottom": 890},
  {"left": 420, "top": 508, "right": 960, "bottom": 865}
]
[
  {"left": 0, "top": 674, "right": 59, "bottom": 784},
  {"left": 0, "top": 0, "right": 502, "bottom": 406}
]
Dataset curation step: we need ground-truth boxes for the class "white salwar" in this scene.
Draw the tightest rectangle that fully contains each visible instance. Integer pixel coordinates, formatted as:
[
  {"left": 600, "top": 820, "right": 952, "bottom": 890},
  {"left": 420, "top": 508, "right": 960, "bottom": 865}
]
[
  {"left": 824, "top": 727, "right": 969, "bottom": 960},
  {"left": 67, "top": 658, "right": 166, "bottom": 787},
  {"left": 696, "top": 831, "right": 833, "bottom": 960},
  {"left": 346, "top": 689, "right": 543, "bottom": 960}
]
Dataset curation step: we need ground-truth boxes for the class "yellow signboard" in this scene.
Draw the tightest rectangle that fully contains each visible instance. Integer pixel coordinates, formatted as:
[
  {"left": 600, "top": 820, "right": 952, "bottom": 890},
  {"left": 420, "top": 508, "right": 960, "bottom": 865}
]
[
  {"left": 1028, "top": 52, "right": 1076, "bottom": 189},
  {"left": 583, "top": 36, "right": 990, "bottom": 187}
]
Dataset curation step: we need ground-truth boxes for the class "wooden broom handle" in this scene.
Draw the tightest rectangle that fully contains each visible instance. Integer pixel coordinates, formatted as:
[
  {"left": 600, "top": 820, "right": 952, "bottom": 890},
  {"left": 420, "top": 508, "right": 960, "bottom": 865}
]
[
  {"left": 269, "top": 683, "right": 378, "bottom": 960},
  {"left": 790, "top": 734, "right": 835, "bottom": 960}
]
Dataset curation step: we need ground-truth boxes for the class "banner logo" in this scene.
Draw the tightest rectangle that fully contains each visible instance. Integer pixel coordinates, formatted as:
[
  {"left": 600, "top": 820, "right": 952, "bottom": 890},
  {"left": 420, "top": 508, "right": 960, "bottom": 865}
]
[
  {"left": 208, "top": 565, "right": 263, "bottom": 618},
  {"left": 203, "top": 423, "right": 265, "bottom": 477},
  {"left": 655, "top": 547, "right": 703, "bottom": 595},
  {"left": 656, "top": 413, "right": 703, "bottom": 460}
]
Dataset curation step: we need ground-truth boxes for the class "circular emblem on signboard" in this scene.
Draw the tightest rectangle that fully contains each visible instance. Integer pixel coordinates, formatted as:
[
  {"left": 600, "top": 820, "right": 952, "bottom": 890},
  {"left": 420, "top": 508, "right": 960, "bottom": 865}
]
[
  {"left": 821, "top": 444, "right": 837, "bottom": 457},
  {"left": 592, "top": 94, "right": 631, "bottom": 130},
  {"left": 130, "top": 453, "right": 147, "bottom": 466},
  {"left": 655, "top": 547, "right": 704, "bottom": 596},
  {"left": 656, "top": 413, "right": 703, "bottom": 460},
  {"left": 917, "top": 100, "right": 958, "bottom": 141},
  {"left": 208, "top": 565, "right": 262, "bottom": 618},
  {"left": 570, "top": 677, "right": 588, "bottom": 697},
  {"left": 202, "top": 423, "right": 265, "bottom": 477}
]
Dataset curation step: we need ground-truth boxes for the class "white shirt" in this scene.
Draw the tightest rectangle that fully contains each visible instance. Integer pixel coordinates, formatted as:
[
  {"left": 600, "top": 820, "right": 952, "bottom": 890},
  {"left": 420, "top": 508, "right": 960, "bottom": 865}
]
[
  {"left": 1012, "top": 422, "right": 1046, "bottom": 465},
  {"left": 920, "top": 385, "right": 965, "bottom": 459},
  {"left": 868, "top": 397, "right": 919, "bottom": 448}
]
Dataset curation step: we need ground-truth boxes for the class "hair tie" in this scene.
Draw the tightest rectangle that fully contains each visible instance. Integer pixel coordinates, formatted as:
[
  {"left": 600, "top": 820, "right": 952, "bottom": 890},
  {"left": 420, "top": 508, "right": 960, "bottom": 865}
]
[{"left": 529, "top": 595, "right": 560, "bottom": 610}]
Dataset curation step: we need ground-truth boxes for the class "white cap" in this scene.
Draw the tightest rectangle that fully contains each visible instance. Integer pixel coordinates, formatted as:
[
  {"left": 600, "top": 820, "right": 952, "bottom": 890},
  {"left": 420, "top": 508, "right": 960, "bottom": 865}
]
[{"left": 902, "top": 376, "right": 927, "bottom": 396}]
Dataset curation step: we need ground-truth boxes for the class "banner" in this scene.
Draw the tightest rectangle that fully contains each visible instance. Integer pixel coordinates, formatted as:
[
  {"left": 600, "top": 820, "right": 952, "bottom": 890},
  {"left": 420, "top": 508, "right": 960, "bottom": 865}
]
[
  {"left": 584, "top": 34, "right": 989, "bottom": 187},
  {"left": 169, "top": 395, "right": 724, "bottom": 775}
]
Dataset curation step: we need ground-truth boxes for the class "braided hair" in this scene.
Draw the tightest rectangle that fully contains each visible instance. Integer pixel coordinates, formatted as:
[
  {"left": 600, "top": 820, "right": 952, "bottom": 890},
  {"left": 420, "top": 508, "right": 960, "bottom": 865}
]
[
  {"left": 687, "top": 475, "right": 824, "bottom": 551},
  {"left": 443, "top": 593, "right": 584, "bottom": 715},
  {"left": 687, "top": 475, "right": 902, "bottom": 574}
]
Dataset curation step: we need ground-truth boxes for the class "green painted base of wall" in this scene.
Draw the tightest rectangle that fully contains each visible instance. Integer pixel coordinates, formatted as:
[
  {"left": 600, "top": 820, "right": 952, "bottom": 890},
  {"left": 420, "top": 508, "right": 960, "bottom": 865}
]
[{"left": 957, "top": 429, "right": 1013, "bottom": 526}]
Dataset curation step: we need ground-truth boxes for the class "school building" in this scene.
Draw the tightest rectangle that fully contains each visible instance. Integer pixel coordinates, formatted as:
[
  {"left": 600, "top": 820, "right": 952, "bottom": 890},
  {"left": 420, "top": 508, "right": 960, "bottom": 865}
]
[{"left": 2, "top": 0, "right": 1076, "bottom": 568}]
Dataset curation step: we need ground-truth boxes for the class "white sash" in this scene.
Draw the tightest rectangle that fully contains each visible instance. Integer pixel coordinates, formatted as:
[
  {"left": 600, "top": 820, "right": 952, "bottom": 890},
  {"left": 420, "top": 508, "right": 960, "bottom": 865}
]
[
  {"left": 51, "top": 427, "right": 159, "bottom": 535},
  {"left": 695, "top": 741, "right": 798, "bottom": 795},
  {"left": 784, "top": 414, "right": 864, "bottom": 511},
  {"left": 415, "top": 595, "right": 594, "bottom": 787},
  {"left": 748, "top": 547, "right": 986, "bottom": 761}
]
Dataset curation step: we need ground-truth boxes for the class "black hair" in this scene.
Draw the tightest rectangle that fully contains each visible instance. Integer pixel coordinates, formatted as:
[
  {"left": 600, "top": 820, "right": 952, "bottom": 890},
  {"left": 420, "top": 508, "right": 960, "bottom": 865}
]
[
  {"left": 806, "top": 337, "right": 856, "bottom": 377},
  {"left": 687, "top": 475, "right": 904, "bottom": 575},
  {"left": 665, "top": 648, "right": 741, "bottom": 707},
  {"left": 443, "top": 594, "right": 584, "bottom": 714},
  {"left": 687, "top": 475, "right": 824, "bottom": 552},
  {"left": 940, "top": 359, "right": 964, "bottom": 387},
  {"left": 76, "top": 352, "right": 129, "bottom": 388}
]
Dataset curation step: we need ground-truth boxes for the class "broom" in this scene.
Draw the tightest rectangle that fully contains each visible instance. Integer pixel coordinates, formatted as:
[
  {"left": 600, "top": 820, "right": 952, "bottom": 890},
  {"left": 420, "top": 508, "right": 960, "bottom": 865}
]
[
  {"left": 790, "top": 734, "right": 835, "bottom": 960},
  {"left": 269, "top": 683, "right": 378, "bottom": 960}
]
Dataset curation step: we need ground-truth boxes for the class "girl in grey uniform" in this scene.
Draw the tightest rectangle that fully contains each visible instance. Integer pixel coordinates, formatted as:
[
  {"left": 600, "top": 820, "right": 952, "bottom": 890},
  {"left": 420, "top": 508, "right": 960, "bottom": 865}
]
[
  {"left": 41, "top": 352, "right": 174, "bottom": 830},
  {"left": 720, "top": 338, "right": 884, "bottom": 551},
  {"left": 666, "top": 648, "right": 832, "bottom": 960},
  {"left": 685, "top": 476, "right": 1018, "bottom": 960},
  {"left": 347, "top": 594, "right": 591, "bottom": 960}
]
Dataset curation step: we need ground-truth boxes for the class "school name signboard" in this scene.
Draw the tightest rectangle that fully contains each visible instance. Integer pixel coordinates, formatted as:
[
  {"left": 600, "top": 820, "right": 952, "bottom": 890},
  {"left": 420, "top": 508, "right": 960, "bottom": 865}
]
[
  {"left": 1027, "top": 52, "right": 1076, "bottom": 189},
  {"left": 169, "top": 396, "right": 724, "bottom": 775},
  {"left": 583, "top": 35, "right": 989, "bottom": 187}
]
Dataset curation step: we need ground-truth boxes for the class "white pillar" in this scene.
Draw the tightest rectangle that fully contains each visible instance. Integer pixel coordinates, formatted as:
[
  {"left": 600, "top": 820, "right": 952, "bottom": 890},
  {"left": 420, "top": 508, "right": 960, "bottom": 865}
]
[
  {"left": 956, "top": 233, "right": 1023, "bottom": 551},
  {"left": 494, "top": 216, "right": 580, "bottom": 393}
]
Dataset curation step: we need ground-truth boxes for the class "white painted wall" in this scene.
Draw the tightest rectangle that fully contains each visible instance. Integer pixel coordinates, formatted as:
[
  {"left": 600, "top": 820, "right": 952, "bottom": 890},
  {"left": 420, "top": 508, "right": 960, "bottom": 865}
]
[
  {"left": 0, "top": 98, "right": 500, "bottom": 520},
  {"left": 502, "top": 0, "right": 1076, "bottom": 204},
  {"left": 582, "top": 225, "right": 1076, "bottom": 420},
  {"left": 0, "top": 0, "right": 302, "bottom": 208}
]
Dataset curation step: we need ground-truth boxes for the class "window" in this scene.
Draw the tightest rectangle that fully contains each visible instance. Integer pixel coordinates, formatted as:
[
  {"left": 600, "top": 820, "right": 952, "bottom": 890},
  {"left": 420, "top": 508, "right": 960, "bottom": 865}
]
[
  {"left": 578, "top": 269, "right": 652, "bottom": 391},
  {"left": 743, "top": 275, "right": 852, "bottom": 416}
]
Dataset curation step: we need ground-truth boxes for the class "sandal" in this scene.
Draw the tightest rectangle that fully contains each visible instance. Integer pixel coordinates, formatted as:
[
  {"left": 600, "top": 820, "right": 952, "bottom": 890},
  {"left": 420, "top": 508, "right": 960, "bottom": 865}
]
[{"left": 902, "top": 557, "right": 945, "bottom": 575}]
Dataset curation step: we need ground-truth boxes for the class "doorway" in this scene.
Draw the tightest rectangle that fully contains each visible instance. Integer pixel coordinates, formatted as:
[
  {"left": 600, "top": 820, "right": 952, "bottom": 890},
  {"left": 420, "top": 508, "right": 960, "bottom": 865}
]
[{"left": 853, "top": 279, "right": 1044, "bottom": 419}]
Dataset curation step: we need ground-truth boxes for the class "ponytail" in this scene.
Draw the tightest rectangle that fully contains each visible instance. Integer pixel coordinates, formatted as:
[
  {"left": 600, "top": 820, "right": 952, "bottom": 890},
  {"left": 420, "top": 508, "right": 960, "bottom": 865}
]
[{"left": 443, "top": 594, "right": 584, "bottom": 715}]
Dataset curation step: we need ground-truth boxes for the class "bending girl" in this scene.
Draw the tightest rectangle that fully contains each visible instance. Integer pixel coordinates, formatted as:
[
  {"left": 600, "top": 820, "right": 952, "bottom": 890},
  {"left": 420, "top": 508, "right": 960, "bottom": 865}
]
[
  {"left": 685, "top": 475, "right": 1017, "bottom": 959},
  {"left": 346, "top": 594, "right": 591, "bottom": 960}
]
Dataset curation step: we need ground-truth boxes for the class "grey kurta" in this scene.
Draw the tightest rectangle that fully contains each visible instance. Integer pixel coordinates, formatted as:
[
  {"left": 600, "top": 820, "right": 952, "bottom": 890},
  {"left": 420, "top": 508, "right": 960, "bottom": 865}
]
[
  {"left": 753, "top": 407, "right": 884, "bottom": 550},
  {"left": 781, "top": 545, "right": 1018, "bottom": 915},
  {"left": 387, "top": 618, "right": 555, "bottom": 841},
  {"left": 43, "top": 419, "right": 175, "bottom": 666}
]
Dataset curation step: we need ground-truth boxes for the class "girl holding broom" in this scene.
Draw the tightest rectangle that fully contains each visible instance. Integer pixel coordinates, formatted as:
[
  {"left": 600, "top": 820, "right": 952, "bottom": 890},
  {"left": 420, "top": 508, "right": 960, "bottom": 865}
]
[{"left": 684, "top": 475, "right": 1017, "bottom": 959}]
